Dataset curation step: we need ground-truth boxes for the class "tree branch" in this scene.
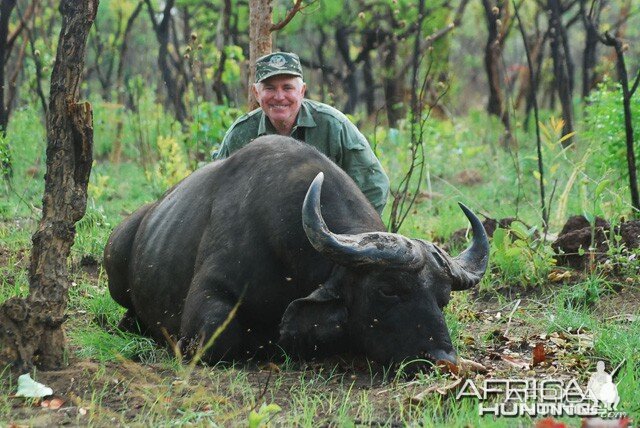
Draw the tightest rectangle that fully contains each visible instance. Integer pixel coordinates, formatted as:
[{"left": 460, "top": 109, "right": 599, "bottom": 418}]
[
  {"left": 631, "top": 69, "right": 640, "bottom": 97},
  {"left": 7, "top": 0, "right": 37, "bottom": 53},
  {"left": 270, "top": 0, "right": 310, "bottom": 31}
]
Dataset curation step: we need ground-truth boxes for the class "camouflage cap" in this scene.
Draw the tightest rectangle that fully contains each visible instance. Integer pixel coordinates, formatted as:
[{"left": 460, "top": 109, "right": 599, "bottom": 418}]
[{"left": 255, "top": 52, "right": 303, "bottom": 83}]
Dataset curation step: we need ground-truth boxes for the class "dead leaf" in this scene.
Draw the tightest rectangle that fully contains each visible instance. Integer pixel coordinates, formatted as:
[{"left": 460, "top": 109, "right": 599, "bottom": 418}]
[
  {"left": 409, "top": 378, "right": 464, "bottom": 404},
  {"left": 259, "top": 362, "right": 281, "bottom": 373},
  {"left": 501, "top": 354, "right": 530, "bottom": 369},
  {"left": 532, "top": 343, "right": 547, "bottom": 366},
  {"left": 458, "top": 357, "right": 487, "bottom": 374},
  {"left": 48, "top": 398, "right": 64, "bottom": 409},
  {"left": 436, "top": 359, "right": 459, "bottom": 376},
  {"left": 548, "top": 270, "right": 573, "bottom": 282}
]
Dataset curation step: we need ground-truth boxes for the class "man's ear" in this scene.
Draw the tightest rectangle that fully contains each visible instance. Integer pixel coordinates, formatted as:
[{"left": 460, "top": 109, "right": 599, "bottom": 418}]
[
  {"left": 251, "top": 83, "right": 261, "bottom": 105},
  {"left": 279, "top": 282, "right": 347, "bottom": 358},
  {"left": 300, "top": 82, "right": 307, "bottom": 97}
]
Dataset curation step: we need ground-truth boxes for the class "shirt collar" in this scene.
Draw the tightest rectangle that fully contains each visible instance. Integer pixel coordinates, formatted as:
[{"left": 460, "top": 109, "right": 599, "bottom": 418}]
[{"left": 257, "top": 100, "right": 317, "bottom": 136}]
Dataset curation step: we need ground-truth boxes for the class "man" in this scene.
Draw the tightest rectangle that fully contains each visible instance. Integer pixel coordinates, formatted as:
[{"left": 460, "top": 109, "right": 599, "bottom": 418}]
[{"left": 215, "top": 52, "right": 389, "bottom": 214}]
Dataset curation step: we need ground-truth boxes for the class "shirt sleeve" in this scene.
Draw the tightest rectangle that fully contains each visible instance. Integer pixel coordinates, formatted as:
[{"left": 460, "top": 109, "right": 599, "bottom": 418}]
[
  {"left": 338, "top": 121, "right": 390, "bottom": 215},
  {"left": 213, "top": 130, "right": 233, "bottom": 160}
]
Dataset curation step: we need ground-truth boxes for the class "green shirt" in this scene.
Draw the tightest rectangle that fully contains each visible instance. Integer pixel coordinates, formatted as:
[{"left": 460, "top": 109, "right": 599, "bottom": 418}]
[{"left": 215, "top": 99, "right": 390, "bottom": 214}]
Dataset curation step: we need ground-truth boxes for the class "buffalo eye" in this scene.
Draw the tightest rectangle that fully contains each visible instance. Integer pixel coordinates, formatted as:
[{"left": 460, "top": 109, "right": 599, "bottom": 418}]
[{"left": 377, "top": 286, "right": 403, "bottom": 300}]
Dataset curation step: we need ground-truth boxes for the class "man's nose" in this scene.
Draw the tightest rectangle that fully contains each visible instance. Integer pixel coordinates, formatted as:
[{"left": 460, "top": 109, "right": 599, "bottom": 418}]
[{"left": 274, "top": 89, "right": 285, "bottom": 99}]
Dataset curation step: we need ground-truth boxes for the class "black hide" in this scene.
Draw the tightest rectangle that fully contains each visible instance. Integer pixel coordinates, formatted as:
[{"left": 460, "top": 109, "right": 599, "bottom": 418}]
[{"left": 104, "top": 136, "right": 487, "bottom": 367}]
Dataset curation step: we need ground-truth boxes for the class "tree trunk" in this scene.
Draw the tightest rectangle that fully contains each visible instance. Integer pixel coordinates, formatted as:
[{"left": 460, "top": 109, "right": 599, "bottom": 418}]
[
  {"left": 482, "top": 0, "right": 511, "bottom": 142},
  {"left": 212, "top": 0, "right": 232, "bottom": 104},
  {"left": 0, "top": 0, "right": 17, "bottom": 133},
  {"left": 580, "top": 0, "right": 604, "bottom": 98},
  {"left": 548, "top": 0, "right": 574, "bottom": 145},
  {"left": 0, "top": 0, "right": 97, "bottom": 371},
  {"left": 362, "top": 52, "right": 375, "bottom": 116},
  {"left": 602, "top": 31, "right": 640, "bottom": 214},
  {"left": 383, "top": 36, "right": 403, "bottom": 127},
  {"left": 248, "top": 0, "right": 272, "bottom": 108},
  {"left": 145, "top": 0, "right": 188, "bottom": 123},
  {"left": 112, "top": 0, "right": 144, "bottom": 164},
  {"left": 335, "top": 26, "right": 358, "bottom": 115}
]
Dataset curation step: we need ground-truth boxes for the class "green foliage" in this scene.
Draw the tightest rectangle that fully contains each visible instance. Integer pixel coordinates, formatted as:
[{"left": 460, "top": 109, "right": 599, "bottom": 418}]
[
  {"left": 188, "top": 102, "right": 242, "bottom": 163},
  {"left": 0, "top": 133, "right": 12, "bottom": 180},
  {"left": 74, "top": 205, "right": 111, "bottom": 257},
  {"left": 583, "top": 79, "right": 640, "bottom": 180},
  {"left": 558, "top": 276, "right": 611, "bottom": 310},
  {"left": 70, "top": 326, "right": 166, "bottom": 363},
  {"left": 248, "top": 402, "right": 282, "bottom": 428},
  {"left": 488, "top": 225, "right": 555, "bottom": 287},
  {"left": 145, "top": 135, "right": 192, "bottom": 196},
  {"left": 67, "top": 276, "right": 167, "bottom": 363}
]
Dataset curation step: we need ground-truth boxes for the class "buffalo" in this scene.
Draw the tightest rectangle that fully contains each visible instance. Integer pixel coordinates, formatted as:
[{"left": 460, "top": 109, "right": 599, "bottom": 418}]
[{"left": 104, "top": 136, "right": 489, "bottom": 369}]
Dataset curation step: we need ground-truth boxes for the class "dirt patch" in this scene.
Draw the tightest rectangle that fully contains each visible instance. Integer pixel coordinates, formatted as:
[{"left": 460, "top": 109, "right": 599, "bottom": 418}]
[{"left": 552, "top": 215, "right": 640, "bottom": 272}]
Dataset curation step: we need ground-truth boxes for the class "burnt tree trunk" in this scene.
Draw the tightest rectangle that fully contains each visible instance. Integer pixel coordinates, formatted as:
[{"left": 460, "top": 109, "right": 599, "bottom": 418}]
[
  {"left": 362, "top": 52, "right": 375, "bottom": 115},
  {"left": 111, "top": 0, "right": 144, "bottom": 164},
  {"left": 383, "top": 36, "right": 404, "bottom": 127},
  {"left": 212, "top": 0, "right": 232, "bottom": 104},
  {"left": 0, "top": 0, "right": 97, "bottom": 370},
  {"left": 336, "top": 26, "right": 359, "bottom": 115},
  {"left": 145, "top": 0, "right": 188, "bottom": 123},
  {"left": 548, "top": 0, "right": 574, "bottom": 145},
  {"left": 482, "top": 0, "right": 512, "bottom": 143},
  {"left": 580, "top": 0, "right": 604, "bottom": 98},
  {"left": 0, "top": 0, "right": 17, "bottom": 133},
  {"left": 603, "top": 31, "right": 640, "bottom": 214}
]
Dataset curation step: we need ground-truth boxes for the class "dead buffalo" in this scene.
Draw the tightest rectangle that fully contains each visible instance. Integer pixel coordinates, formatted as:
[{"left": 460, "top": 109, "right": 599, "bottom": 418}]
[{"left": 104, "top": 136, "right": 489, "bottom": 369}]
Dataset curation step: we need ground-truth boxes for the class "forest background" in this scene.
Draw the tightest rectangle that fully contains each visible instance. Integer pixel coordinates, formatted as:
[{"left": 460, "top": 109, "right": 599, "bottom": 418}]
[{"left": 0, "top": 0, "right": 640, "bottom": 426}]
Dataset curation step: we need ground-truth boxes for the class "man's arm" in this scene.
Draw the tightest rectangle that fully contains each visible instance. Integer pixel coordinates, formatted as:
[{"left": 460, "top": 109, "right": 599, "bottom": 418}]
[
  {"left": 212, "top": 112, "right": 257, "bottom": 160},
  {"left": 213, "top": 135, "right": 231, "bottom": 160},
  {"left": 339, "top": 122, "right": 390, "bottom": 215}
]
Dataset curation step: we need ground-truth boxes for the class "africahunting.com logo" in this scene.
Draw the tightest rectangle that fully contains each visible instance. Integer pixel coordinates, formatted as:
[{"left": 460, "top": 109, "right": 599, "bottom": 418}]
[{"left": 456, "top": 360, "right": 627, "bottom": 419}]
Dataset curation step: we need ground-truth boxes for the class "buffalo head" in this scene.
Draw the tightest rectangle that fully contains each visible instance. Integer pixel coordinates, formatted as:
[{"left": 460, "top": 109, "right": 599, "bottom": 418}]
[{"left": 279, "top": 173, "right": 489, "bottom": 370}]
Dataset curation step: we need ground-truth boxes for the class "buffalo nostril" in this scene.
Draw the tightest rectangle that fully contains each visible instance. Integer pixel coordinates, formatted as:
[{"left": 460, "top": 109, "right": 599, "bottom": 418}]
[{"left": 429, "top": 348, "right": 458, "bottom": 366}]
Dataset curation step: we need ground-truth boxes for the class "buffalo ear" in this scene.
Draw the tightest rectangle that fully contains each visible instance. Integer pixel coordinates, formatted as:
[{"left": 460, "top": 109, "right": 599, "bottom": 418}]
[{"left": 279, "top": 284, "right": 348, "bottom": 358}]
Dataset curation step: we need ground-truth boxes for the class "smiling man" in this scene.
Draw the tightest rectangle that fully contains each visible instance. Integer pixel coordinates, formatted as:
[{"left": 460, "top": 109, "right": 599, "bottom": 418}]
[{"left": 214, "top": 52, "right": 389, "bottom": 214}]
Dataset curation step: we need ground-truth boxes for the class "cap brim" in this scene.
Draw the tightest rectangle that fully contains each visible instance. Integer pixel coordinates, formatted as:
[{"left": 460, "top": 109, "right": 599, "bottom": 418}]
[{"left": 257, "top": 70, "right": 303, "bottom": 83}]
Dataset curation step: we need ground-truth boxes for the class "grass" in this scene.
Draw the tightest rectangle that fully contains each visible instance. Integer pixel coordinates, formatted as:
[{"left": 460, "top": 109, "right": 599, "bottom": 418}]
[{"left": 1, "top": 93, "right": 639, "bottom": 426}]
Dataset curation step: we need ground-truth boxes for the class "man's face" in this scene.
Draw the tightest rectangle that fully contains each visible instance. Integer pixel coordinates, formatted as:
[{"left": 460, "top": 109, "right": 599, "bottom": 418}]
[{"left": 253, "top": 75, "right": 306, "bottom": 126}]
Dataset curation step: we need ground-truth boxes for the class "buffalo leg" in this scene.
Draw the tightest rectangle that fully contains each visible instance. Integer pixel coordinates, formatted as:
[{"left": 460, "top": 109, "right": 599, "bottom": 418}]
[
  {"left": 104, "top": 203, "right": 153, "bottom": 309},
  {"left": 117, "top": 309, "right": 150, "bottom": 336},
  {"left": 180, "top": 289, "right": 244, "bottom": 362}
]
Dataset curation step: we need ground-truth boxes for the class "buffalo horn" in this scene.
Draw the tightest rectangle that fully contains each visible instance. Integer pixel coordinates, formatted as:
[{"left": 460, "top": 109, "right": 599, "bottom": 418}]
[
  {"left": 302, "top": 172, "right": 424, "bottom": 268},
  {"left": 449, "top": 202, "right": 490, "bottom": 290}
]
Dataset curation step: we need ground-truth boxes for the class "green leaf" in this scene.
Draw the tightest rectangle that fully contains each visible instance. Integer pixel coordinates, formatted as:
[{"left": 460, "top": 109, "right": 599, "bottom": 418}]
[
  {"left": 492, "top": 228, "right": 507, "bottom": 251},
  {"left": 594, "top": 179, "right": 610, "bottom": 199},
  {"left": 248, "top": 402, "right": 282, "bottom": 428}
]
